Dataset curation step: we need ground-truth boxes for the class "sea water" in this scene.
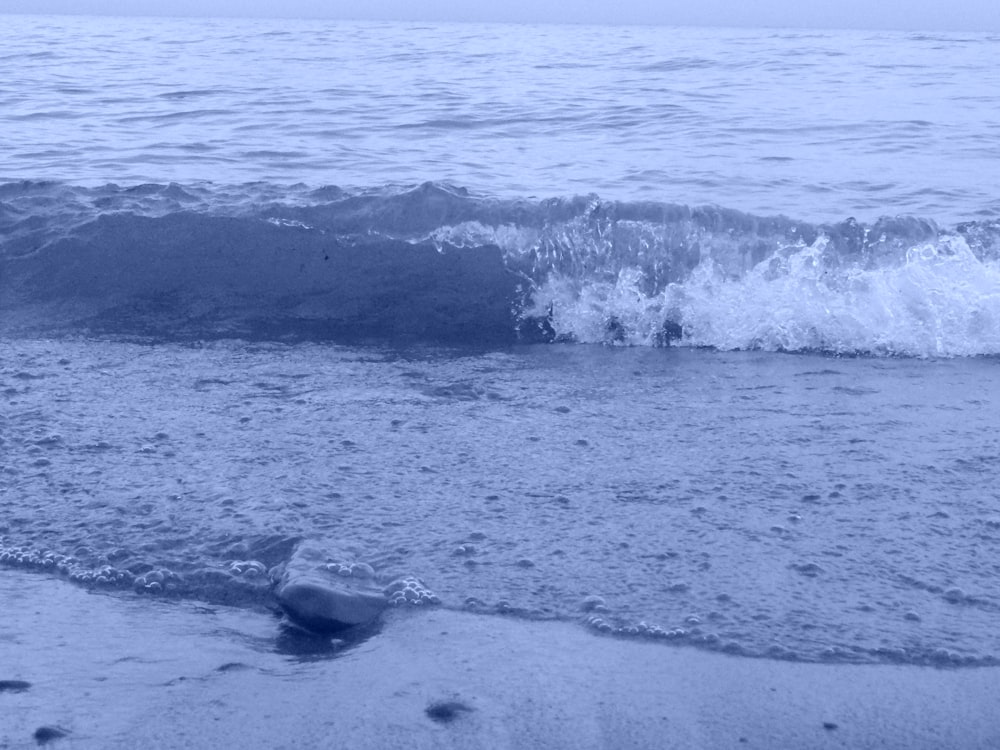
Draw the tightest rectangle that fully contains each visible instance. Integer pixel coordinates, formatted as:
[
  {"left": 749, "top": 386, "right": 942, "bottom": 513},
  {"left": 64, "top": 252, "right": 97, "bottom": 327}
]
[{"left": 2, "top": 14, "right": 1000, "bottom": 667}]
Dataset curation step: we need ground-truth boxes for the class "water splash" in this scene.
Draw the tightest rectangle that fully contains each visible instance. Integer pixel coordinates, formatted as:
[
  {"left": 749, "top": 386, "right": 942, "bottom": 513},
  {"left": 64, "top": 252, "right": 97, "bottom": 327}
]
[{"left": 3, "top": 180, "right": 1000, "bottom": 356}]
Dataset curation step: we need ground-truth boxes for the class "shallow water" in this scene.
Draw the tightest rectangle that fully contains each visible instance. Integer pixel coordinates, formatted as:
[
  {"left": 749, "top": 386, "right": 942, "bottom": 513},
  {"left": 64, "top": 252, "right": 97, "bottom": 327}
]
[
  {"left": 3, "top": 15, "right": 1000, "bottom": 671},
  {"left": 3, "top": 337, "right": 999, "bottom": 665}
]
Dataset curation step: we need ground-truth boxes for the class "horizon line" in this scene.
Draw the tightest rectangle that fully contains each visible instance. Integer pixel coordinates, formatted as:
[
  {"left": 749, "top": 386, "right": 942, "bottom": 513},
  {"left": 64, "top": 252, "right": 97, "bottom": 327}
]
[{"left": 0, "top": 10, "right": 996, "bottom": 35}]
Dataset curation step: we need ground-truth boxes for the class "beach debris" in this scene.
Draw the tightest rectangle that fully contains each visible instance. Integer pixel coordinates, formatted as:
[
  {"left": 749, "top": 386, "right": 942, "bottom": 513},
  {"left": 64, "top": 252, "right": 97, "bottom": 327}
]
[
  {"left": 425, "top": 700, "right": 473, "bottom": 724},
  {"left": 33, "top": 726, "right": 69, "bottom": 745},
  {"left": 274, "top": 543, "right": 388, "bottom": 632}
]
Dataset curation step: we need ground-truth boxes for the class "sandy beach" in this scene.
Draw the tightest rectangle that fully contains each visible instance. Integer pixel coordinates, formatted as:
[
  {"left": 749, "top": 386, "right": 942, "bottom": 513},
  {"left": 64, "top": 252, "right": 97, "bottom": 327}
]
[{"left": 2, "top": 570, "right": 999, "bottom": 749}]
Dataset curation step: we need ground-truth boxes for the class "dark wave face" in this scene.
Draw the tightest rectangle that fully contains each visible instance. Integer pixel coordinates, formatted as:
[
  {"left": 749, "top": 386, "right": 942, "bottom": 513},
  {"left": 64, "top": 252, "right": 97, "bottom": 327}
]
[{"left": 2, "top": 180, "right": 1000, "bottom": 356}]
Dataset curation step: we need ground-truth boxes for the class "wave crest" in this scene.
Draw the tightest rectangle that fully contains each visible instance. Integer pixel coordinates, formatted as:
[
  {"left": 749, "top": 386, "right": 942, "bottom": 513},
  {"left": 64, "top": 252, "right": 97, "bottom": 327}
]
[{"left": 2, "top": 180, "right": 999, "bottom": 356}]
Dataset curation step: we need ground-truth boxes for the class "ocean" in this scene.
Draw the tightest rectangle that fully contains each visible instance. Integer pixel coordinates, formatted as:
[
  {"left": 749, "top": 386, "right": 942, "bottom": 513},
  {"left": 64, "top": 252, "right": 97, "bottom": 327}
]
[{"left": 2, "top": 13, "right": 1000, "bottom": 671}]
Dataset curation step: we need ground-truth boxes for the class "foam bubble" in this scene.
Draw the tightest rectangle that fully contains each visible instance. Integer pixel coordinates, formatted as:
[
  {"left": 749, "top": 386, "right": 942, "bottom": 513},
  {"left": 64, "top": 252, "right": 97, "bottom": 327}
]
[
  {"left": 580, "top": 595, "right": 607, "bottom": 612},
  {"left": 530, "top": 234, "right": 1000, "bottom": 357},
  {"left": 227, "top": 560, "right": 267, "bottom": 577},
  {"left": 384, "top": 576, "right": 441, "bottom": 607}
]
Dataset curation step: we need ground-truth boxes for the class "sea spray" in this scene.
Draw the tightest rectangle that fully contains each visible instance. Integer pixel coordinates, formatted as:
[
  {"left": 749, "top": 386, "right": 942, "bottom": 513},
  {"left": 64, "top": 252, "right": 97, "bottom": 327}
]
[{"left": 5, "top": 181, "right": 997, "bottom": 356}]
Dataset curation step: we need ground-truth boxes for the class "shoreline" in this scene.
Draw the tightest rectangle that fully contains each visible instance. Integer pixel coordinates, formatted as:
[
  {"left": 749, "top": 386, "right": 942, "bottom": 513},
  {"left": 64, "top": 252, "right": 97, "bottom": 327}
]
[{"left": 2, "top": 571, "right": 999, "bottom": 749}]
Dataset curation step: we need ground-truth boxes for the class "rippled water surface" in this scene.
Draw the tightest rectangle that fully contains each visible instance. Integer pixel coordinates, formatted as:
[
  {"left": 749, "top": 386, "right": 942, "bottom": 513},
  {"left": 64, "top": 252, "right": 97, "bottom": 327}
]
[
  {"left": 1, "top": 16, "right": 999, "bottom": 222},
  {"left": 4, "top": 338, "right": 1000, "bottom": 665}
]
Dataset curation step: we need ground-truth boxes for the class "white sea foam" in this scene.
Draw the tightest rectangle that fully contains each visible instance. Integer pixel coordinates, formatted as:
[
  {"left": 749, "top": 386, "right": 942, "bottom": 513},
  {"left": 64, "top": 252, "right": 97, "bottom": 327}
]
[{"left": 533, "top": 235, "right": 1000, "bottom": 357}]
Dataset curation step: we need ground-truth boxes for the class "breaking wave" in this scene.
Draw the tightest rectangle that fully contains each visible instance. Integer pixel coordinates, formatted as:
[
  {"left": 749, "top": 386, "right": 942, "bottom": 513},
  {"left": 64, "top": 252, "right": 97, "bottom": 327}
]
[{"left": 3, "top": 180, "right": 999, "bottom": 356}]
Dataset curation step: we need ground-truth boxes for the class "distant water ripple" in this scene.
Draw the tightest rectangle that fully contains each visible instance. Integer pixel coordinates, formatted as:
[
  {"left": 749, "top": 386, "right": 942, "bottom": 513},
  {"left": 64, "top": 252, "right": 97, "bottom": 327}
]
[{"left": 1, "top": 16, "right": 999, "bottom": 222}]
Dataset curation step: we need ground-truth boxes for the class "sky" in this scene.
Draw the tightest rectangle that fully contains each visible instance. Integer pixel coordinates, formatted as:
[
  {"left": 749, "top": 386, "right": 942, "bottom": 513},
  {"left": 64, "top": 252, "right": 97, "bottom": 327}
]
[{"left": 0, "top": 0, "right": 997, "bottom": 32}]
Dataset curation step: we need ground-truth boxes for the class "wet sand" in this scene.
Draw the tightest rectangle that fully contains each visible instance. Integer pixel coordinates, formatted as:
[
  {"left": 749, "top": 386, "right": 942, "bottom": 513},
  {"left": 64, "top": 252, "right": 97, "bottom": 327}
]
[{"left": 2, "top": 570, "right": 999, "bottom": 749}]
